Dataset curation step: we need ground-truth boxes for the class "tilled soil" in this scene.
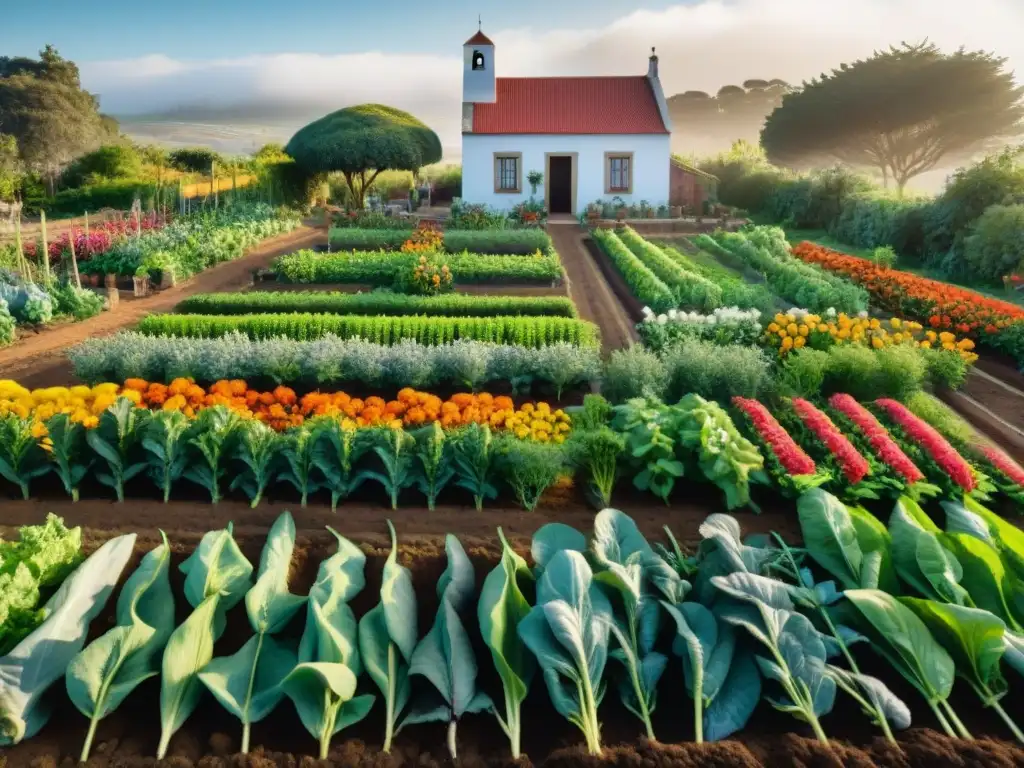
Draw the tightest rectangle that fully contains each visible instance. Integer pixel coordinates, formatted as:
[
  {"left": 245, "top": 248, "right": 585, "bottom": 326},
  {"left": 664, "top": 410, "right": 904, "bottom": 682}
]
[
  {"left": 2, "top": 495, "right": 1023, "bottom": 768},
  {"left": 0, "top": 225, "right": 326, "bottom": 388},
  {"left": 547, "top": 224, "right": 637, "bottom": 352}
]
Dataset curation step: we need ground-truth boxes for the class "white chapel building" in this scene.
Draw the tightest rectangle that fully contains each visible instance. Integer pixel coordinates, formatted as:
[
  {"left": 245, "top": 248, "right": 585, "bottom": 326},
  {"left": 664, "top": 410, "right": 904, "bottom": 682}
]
[{"left": 459, "top": 28, "right": 673, "bottom": 216}]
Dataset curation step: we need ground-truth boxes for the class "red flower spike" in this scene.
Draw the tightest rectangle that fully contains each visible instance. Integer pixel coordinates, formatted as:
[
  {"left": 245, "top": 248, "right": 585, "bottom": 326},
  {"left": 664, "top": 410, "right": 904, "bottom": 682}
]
[
  {"left": 828, "top": 394, "right": 924, "bottom": 483},
  {"left": 733, "top": 396, "right": 817, "bottom": 476},
  {"left": 874, "top": 398, "right": 976, "bottom": 492},
  {"left": 791, "top": 397, "right": 871, "bottom": 485}
]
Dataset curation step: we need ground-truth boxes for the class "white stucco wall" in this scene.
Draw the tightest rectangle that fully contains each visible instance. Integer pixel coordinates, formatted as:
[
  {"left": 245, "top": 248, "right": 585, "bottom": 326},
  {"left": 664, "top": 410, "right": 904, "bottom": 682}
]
[{"left": 461, "top": 133, "right": 670, "bottom": 213}]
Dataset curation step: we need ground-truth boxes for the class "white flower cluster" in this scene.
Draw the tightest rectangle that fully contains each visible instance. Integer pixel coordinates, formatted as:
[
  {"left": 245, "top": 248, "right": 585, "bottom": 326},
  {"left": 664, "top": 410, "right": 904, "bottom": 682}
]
[
  {"left": 641, "top": 305, "right": 762, "bottom": 327},
  {"left": 788, "top": 307, "right": 838, "bottom": 320}
]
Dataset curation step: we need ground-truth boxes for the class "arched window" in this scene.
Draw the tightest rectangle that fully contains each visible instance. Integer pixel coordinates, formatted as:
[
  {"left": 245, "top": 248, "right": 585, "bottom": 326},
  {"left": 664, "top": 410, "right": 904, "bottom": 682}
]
[{"left": 472, "top": 50, "right": 485, "bottom": 70}]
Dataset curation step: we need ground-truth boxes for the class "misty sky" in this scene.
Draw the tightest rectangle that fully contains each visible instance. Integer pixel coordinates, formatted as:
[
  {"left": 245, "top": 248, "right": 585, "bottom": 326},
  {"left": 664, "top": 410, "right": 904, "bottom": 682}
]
[{"left": 3, "top": 0, "right": 1024, "bottom": 164}]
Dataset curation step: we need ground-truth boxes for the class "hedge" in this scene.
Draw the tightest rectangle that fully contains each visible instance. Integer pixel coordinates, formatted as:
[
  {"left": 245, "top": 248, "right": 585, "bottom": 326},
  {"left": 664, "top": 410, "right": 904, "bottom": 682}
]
[
  {"left": 137, "top": 312, "right": 601, "bottom": 348},
  {"left": 590, "top": 228, "right": 675, "bottom": 312},
  {"left": 273, "top": 249, "right": 563, "bottom": 285},
  {"left": 327, "top": 227, "right": 553, "bottom": 255},
  {"left": 175, "top": 291, "right": 578, "bottom": 318}
]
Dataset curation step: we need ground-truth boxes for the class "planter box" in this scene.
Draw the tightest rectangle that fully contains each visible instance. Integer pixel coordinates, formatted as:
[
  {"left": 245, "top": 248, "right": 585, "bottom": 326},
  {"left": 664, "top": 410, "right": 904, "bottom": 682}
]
[
  {"left": 133, "top": 276, "right": 151, "bottom": 298},
  {"left": 158, "top": 269, "right": 177, "bottom": 290}
]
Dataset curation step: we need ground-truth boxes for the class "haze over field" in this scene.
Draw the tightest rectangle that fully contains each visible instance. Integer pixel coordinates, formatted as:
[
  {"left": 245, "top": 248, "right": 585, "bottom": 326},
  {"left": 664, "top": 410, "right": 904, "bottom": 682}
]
[{"left": 5, "top": 0, "right": 1024, "bottom": 189}]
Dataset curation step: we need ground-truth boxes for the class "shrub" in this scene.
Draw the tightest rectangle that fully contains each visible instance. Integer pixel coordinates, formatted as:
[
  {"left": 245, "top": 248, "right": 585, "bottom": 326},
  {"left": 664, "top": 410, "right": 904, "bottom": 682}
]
[
  {"left": 617, "top": 227, "right": 722, "bottom": 311},
  {"left": 661, "top": 338, "right": 772, "bottom": 402},
  {"left": 168, "top": 147, "right": 224, "bottom": 173},
  {"left": 774, "top": 348, "right": 830, "bottom": 398},
  {"left": 830, "top": 192, "right": 930, "bottom": 259},
  {"left": 601, "top": 346, "right": 667, "bottom": 403},
  {"left": 273, "top": 249, "right": 563, "bottom": 285},
  {"left": 766, "top": 166, "right": 875, "bottom": 231},
  {"left": 61, "top": 144, "right": 144, "bottom": 188},
  {"left": 176, "top": 291, "right": 578, "bottom": 318},
  {"left": 69, "top": 332, "right": 600, "bottom": 393},
  {"left": 920, "top": 347, "right": 968, "bottom": 391},
  {"left": 963, "top": 204, "right": 1024, "bottom": 283},
  {"left": 819, "top": 344, "right": 926, "bottom": 400},
  {"left": 591, "top": 228, "right": 675, "bottom": 313},
  {"left": 137, "top": 312, "right": 600, "bottom": 348},
  {"left": 443, "top": 229, "right": 552, "bottom": 255},
  {"left": 327, "top": 228, "right": 411, "bottom": 251},
  {"left": 50, "top": 283, "right": 104, "bottom": 321},
  {"left": 49, "top": 179, "right": 161, "bottom": 217},
  {"left": 331, "top": 211, "right": 415, "bottom": 230}
]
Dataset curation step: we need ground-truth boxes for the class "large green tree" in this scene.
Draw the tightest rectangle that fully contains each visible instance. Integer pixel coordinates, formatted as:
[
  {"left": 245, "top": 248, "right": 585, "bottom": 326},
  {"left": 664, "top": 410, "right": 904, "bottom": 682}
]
[
  {"left": 760, "top": 42, "right": 1024, "bottom": 194},
  {"left": 0, "top": 46, "right": 118, "bottom": 190},
  {"left": 285, "top": 104, "right": 442, "bottom": 208},
  {"left": 0, "top": 133, "right": 20, "bottom": 201}
]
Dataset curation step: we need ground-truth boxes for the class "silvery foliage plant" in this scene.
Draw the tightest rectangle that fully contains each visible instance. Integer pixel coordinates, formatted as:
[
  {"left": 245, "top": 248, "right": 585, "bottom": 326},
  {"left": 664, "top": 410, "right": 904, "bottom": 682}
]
[{"left": 69, "top": 332, "right": 601, "bottom": 393}]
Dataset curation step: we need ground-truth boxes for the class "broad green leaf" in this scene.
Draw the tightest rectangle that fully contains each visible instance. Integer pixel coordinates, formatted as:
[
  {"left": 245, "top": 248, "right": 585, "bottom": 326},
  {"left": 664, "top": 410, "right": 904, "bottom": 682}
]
[
  {"left": 592, "top": 508, "right": 686, "bottom": 603},
  {"left": 889, "top": 499, "right": 970, "bottom": 606},
  {"left": 406, "top": 535, "right": 491, "bottom": 758},
  {"left": 941, "top": 532, "right": 1024, "bottom": 631},
  {"left": 827, "top": 666, "right": 911, "bottom": 731},
  {"left": 281, "top": 662, "right": 374, "bottom": 759},
  {"left": 244, "top": 511, "right": 307, "bottom": 634},
  {"left": 477, "top": 528, "right": 534, "bottom": 757},
  {"left": 702, "top": 645, "right": 760, "bottom": 741},
  {"left": 66, "top": 532, "right": 175, "bottom": 760},
  {"left": 531, "top": 523, "right": 585, "bottom": 571},
  {"left": 0, "top": 534, "right": 135, "bottom": 746},
  {"left": 847, "top": 505, "right": 900, "bottom": 593},
  {"left": 954, "top": 497, "right": 1024, "bottom": 583},
  {"left": 357, "top": 520, "right": 417, "bottom": 753},
  {"left": 158, "top": 525, "right": 253, "bottom": 758},
  {"left": 901, "top": 599, "right": 1008, "bottom": 703},
  {"left": 840, "top": 589, "right": 955, "bottom": 705},
  {"left": 797, "top": 489, "right": 862, "bottom": 589},
  {"left": 518, "top": 550, "right": 611, "bottom": 755}
]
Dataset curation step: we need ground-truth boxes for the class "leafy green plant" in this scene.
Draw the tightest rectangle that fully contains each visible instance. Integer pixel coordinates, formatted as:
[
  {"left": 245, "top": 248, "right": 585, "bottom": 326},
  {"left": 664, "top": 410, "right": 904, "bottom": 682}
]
[
  {"left": 618, "top": 227, "right": 723, "bottom": 311},
  {"left": 360, "top": 427, "right": 416, "bottom": 510},
  {"left": 902, "top": 599, "right": 1022, "bottom": 741},
  {"left": 142, "top": 410, "right": 191, "bottom": 503},
  {"left": 888, "top": 497, "right": 971, "bottom": 607},
  {"left": 0, "top": 534, "right": 135, "bottom": 748},
  {"left": 601, "top": 345, "right": 668, "bottom": 403},
  {"left": 86, "top": 397, "right": 151, "bottom": 503},
  {"left": 199, "top": 512, "right": 306, "bottom": 752},
  {"left": 612, "top": 397, "right": 685, "bottom": 503},
  {"left": 231, "top": 420, "right": 281, "bottom": 507},
  {"left": 839, "top": 589, "right": 968, "bottom": 739},
  {"left": 157, "top": 524, "right": 254, "bottom": 759},
  {"left": 184, "top": 406, "right": 240, "bottom": 503},
  {"left": 568, "top": 427, "right": 624, "bottom": 508},
  {"left": 282, "top": 528, "right": 375, "bottom": 759},
  {"left": 451, "top": 423, "right": 498, "bottom": 510},
  {"left": 590, "top": 509, "right": 686, "bottom": 740},
  {"left": 277, "top": 424, "right": 321, "bottom": 507},
  {"left": 477, "top": 529, "right": 535, "bottom": 759},
  {"left": 497, "top": 437, "right": 567, "bottom": 512},
  {"left": 357, "top": 521, "right": 417, "bottom": 753},
  {"left": 43, "top": 413, "right": 88, "bottom": 502},
  {"left": 518, "top": 549, "right": 610, "bottom": 755},
  {"left": 404, "top": 535, "right": 492, "bottom": 759},
  {"left": 0, "top": 415, "right": 50, "bottom": 500},
  {"left": 311, "top": 417, "right": 368, "bottom": 511},
  {"left": 67, "top": 533, "right": 174, "bottom": 761},
  {"left": 591, "top": 228, "right": 675, "bottom": 313},
  {"left": 413, "top": 422, "right": 454, "bottom": 510}
]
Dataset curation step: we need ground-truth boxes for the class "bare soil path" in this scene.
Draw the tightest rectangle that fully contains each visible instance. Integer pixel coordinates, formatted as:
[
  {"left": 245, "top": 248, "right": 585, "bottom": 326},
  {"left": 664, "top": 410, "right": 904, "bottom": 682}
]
[
  {"left": 0, "top": 224, "right": 325, "bottom": 387},
  {"left": 548, "top": 222, "right": 637, "bottom": 353}
]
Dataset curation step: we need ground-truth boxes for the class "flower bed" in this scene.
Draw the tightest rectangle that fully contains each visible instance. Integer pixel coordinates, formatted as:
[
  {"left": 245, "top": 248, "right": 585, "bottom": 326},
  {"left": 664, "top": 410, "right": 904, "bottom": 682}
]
[
  {"left": 0, "top": 379, "right": 571, "bottom": 440},
  {"left": 732, "top": 395, "right": 826, "bottom": 496},
  {"left": 69, "top": 333, "right": 601, "bottom": 396},
  {"left": 22, "top": 213, "right": 169, "bottom": 264},
  {"left": 328, "top": 225, "right": 553, "bottom": 256},
  {"left": 273, "top": 248, "right": 563, "bottom": 285},
  {"left": 136, "top": 312, "right": 600, "bottom": 348},
  {"left": 174, "top": 291, "right": 579, "bottom": 318},
  {"left": 638, "top": 306, "right": 762, "bottom": 352},
  {"left": 792, "top": 241, "right": 1024, "bottom": 366}
]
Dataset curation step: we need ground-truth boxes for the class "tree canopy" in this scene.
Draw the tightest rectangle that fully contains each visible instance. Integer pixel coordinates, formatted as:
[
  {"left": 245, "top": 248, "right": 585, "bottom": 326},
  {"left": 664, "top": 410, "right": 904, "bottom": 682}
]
[
  {"left": 667, "top": 79, "right": 790, "bottom": 155},
  {"left": 168, "top": 146, "right": 224, "bottom": 173},
  {"left": 285, "top": 104, "right": 442, "bottom": 207},
  {"left": 760, "top": 41, "right": 1024, "bottom": 194},
  {"left": 0, "top": 46, "right": 118, "bottom": 185},
  {"left": 61, "top": 143, "right": 144, "bottom": 187}
]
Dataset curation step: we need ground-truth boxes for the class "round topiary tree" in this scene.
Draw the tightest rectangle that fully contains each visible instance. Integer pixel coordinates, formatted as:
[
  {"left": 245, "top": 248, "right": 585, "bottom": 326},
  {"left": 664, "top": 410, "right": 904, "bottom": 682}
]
[{"left": 285, "top": 104, "right": 442, "bottom": 208}]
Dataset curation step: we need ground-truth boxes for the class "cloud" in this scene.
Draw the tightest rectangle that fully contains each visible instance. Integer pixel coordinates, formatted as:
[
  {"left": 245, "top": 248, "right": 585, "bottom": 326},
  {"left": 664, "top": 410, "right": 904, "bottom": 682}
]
[{"left": 80, "top": 0, "right": 1024, "bottom": 156}]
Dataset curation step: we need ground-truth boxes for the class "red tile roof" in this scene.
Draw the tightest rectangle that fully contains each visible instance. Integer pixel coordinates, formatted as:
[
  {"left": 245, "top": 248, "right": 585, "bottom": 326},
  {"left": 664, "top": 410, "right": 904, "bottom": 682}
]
[
  {"left": 464, "top": 31, "right": 494, "bottom": 45},
  {"left": 471, "top": 77, "right": 668, "bottom": 135}
]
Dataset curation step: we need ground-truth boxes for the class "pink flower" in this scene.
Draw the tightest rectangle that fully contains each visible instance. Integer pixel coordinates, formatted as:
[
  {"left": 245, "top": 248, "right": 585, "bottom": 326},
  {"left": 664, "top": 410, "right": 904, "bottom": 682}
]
[
  {"left": 829, "top": 394, "right": 924, "bottom": 483},
  {"left": 792, "top": 398, "right": 871, "bottom": 485},
  {"left": 874, "top": 398, "right": 976, "bottom": 491}
]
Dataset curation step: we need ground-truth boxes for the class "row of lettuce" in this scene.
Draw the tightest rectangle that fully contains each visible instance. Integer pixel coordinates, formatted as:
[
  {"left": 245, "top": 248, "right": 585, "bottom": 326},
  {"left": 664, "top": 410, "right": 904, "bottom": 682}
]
[
  {"left": 2, "top": 372, "right": 1021, "bottom": 514},
  {"left": 0, "top": 203, "right": 300, "bottom": 348},
  {"left": 3, "top": 490, "right": 1023, "bottom": 759}
]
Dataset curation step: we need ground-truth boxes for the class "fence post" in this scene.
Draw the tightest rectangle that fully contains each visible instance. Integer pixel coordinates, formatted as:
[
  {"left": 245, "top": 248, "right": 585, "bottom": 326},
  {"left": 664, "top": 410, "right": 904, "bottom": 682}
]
[
  {"left": 40, "top": 209, "right": 50, "bottom": 283},
  {"left": 67, "top": 217, "right": 82, "bottom": 289}
]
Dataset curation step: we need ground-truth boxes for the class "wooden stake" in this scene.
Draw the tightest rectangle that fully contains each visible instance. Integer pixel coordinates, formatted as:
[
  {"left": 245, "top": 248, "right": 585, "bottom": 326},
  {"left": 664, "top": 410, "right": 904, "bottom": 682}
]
[
  {"left": 40, "top": 210, "right": 50, "bottom": 283},
  {"left": 67, "top": 218, "right": 82, "bottom": 289}
]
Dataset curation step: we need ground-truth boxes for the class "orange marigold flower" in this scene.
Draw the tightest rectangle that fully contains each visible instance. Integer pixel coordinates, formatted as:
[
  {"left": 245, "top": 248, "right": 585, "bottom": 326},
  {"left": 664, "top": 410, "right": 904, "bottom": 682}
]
[
  {"left": 365, "top": 396, "right": 386, "bottom": 410},
  {"left": 186, "top": 384, "right": 206, "bottom": 402},
  {"left": 124, "top": 378, "right": 149, "bottom": 392},
  {"left": 397, "top": 387, "right": 417, "bottom": 403},
  {"left": 229, "top": 379, "right": 247, "bottom": 396},
  {"left": 451, "top": 393, "right": 475, "bottom": 408},
  {"left": 273, "top": 386, "right": 297, "bottom": 406},
  {"left": 145, "top": 383, "right": 168, "bottom": 405},
  {"left": 168, "top": 378, "right": 193, "bottom": 396},
  {"left": 385, "top": 400, "right": 407, "bottom": 416}
]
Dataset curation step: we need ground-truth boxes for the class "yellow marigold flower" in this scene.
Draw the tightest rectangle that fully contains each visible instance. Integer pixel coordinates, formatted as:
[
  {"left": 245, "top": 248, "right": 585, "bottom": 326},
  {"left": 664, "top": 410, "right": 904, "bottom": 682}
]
[
  {"left": 120, "top": 389, "right": 143, "bottom": 405},
  {"left": 163, "top": 394, "right": 187, "bottom": 411},
  {"left": 774, "top": 313, "right": 788, "bottom": 326},
  {"left": 919, "top": 340, "right": 931, "bottom": 349},
  {"left": 767, "top": 322, "right": 780, "bottom": 333},
  {"left": 534, "top": 431, "right": 550, "bottom": 443},
  {"left": 515, "top": 426, "right": 530, "bottom": 439},
  {"left": 30, "top": 420, "right": 48, "bottom": 439},
  {"left": 92, "top": 383, "right": 119, "bottom": 397},
  {"left": 817, "top": 323, "right": 829, "bottom": 333},
  {"left": 781, "top": 336, "right": 794, "bottom": 350},
  {"left": 872, "top": 336, "right": 885, "bottom": 349},
  {"left": 837, "top": 328, "right": 851, "bottom": 340},
  {"left": 942, "top": 342, "right": 956, "bottom": 351},
  {"left": 553, "top": 434, "right": 566, "bottom": 444},
  {"left": 958, "top": 338, "right": 975, "bottom": 350},
  {"left": 777, "top": 327, "right": 788, "bottom": 338},
  {"left": 890, "top": 317, "right": 902, "bottom": 329},
  {"left": 939, "top": 331, "right": 955, "bottom": 343},
  {"left": 798, "top": 324, "right": 809, "bottom": 337},
  {"left": 793, "top": 336, "right": 806, "bottom": 349},
  {"left": 893, "top": 333, "right": 904, "bottom": 344},
  {"left": 787, "top": 323, "right": 799, "bottom": 336}
]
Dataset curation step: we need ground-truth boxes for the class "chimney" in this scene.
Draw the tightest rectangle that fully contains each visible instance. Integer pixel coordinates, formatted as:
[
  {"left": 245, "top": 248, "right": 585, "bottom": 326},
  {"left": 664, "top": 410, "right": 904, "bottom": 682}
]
[{"left": 648, "top": 46, "right": 659, "bottom": 79}]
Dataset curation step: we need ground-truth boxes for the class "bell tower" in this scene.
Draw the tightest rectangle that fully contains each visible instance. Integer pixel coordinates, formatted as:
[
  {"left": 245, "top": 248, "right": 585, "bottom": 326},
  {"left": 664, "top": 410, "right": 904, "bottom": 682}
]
[{"left": 463, "top": 20, "right": 496, "bottom": 104}]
